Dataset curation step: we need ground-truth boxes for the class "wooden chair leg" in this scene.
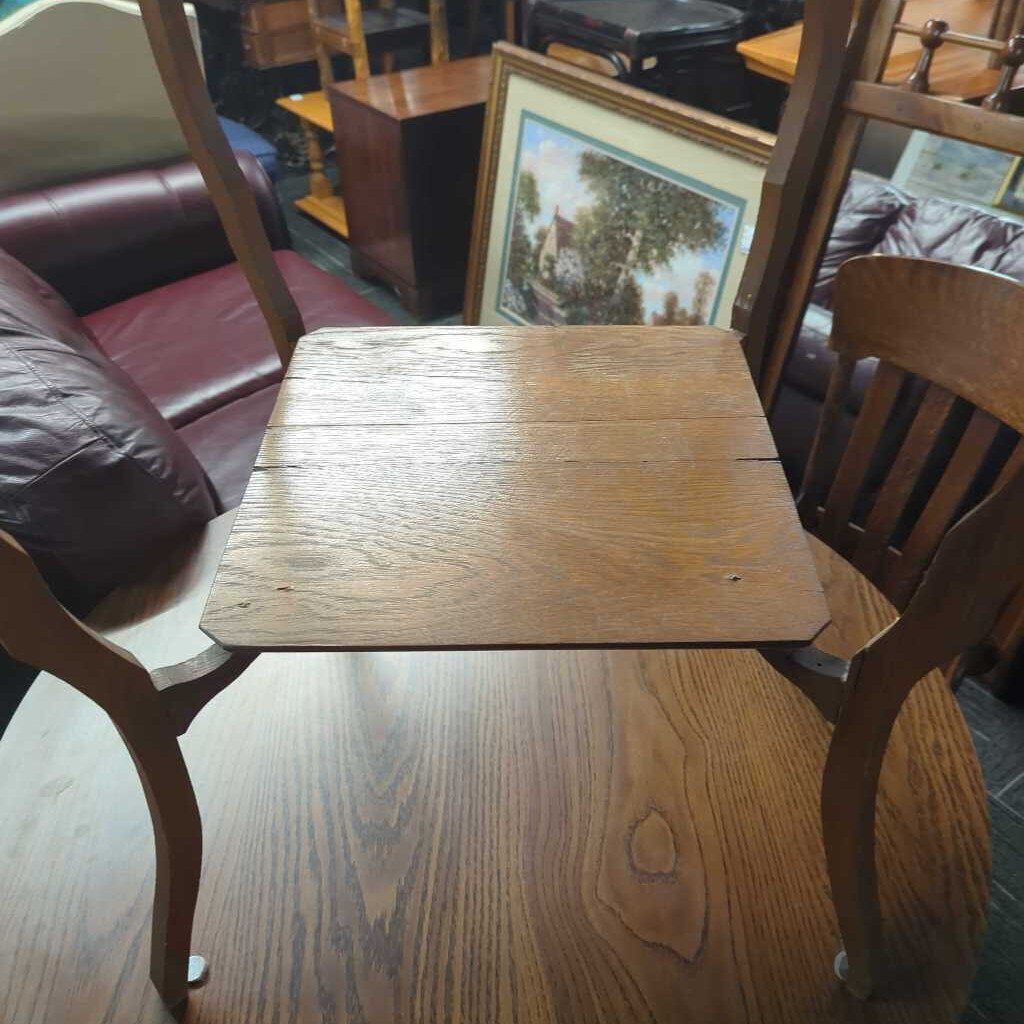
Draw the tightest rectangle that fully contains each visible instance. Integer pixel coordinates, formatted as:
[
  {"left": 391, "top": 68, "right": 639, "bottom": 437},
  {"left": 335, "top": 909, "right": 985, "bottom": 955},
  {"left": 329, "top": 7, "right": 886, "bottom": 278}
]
[
  {"left": 314, "top": 36, "right": 336, "bottom": 90},
  {"left": 820, "top": 684, "right": 900, "bottom": 1000},
  {"left": 117, "top": 700, "right": 204, "bottom": 1011}
]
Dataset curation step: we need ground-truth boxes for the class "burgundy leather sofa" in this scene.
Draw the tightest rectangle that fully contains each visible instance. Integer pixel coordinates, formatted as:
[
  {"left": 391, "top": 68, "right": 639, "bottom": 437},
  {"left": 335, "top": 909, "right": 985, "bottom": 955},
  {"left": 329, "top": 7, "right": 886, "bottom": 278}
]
[
  {"left": 771, "top": 171, "right": 1024, "bottom": 487},
  {"left": 0, "top": 153, "right": 394, "bottom": 724}
]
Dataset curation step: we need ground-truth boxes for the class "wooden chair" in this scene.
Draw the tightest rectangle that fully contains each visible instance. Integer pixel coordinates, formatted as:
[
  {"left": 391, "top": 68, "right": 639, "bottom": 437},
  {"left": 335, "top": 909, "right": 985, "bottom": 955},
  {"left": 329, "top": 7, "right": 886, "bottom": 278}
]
[
  {"left": 306, "top": 0, "right": 449, "bottom": 85},
  {"left": 764, "top": 253, "right": 1024, "bottom": 998},
  {"left": 745, "top": 0, "right": 1024, "bottom": 691}
]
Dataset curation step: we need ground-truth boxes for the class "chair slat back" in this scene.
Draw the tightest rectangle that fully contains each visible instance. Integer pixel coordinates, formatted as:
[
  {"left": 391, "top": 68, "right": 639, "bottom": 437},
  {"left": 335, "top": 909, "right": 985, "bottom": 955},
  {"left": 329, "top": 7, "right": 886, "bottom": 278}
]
[{"left": 800, "top": 255, "right": 1024, "bottom": 609}]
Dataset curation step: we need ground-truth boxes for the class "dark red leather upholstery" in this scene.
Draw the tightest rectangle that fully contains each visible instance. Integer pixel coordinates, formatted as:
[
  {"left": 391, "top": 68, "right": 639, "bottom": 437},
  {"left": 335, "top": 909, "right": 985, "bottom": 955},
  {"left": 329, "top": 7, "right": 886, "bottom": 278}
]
[
  {"left": 876, "top": 194, "right": 1024, "bottom": 277},
  {"left": 809, "top": 175, "right": 907, "bottom": 309},
  {"left": 86, "top": 251, "right": 395, "bottom": 428},
  {"left": 178, "top": 385, "right": 281, "bottom": 508},
  {"left": 0, "top": 253, "right": 216, "bottom": 606},
  {"left": 0, "top": 154, "right": 288, "bottom": 316},
  {"left": 0, "top": 249, "right": 98, "bottom": 356}
]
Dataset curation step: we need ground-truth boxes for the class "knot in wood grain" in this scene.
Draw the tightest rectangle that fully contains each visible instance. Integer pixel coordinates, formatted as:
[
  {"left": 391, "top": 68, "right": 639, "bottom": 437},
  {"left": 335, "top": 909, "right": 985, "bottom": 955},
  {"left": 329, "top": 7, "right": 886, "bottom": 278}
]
[{"left": 627, "top": 806, "right": 678, "bottom": 881}]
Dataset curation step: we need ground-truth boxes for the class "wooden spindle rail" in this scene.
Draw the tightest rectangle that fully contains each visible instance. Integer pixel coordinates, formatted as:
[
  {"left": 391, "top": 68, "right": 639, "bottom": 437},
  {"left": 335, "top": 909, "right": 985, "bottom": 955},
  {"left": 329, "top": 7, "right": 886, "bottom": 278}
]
[
  {"left": 904, "top": 19, "right": 949, "bottom": 92},
  {"left": 983, "top": 34, "right": 1024, "bottom": 109},
  {"left": 893, "top": 20, "right": 1006, "bottom": 52}
]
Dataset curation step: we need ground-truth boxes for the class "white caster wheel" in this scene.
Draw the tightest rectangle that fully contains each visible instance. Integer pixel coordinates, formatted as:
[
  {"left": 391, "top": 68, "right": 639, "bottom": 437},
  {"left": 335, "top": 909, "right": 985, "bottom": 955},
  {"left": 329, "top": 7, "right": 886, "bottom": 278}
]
[
  {"left": 187, "top": 955, "right": 209, "bottom": 986},
  {"left": 834, "top": 949, "right": 849, "bottom": 982}
]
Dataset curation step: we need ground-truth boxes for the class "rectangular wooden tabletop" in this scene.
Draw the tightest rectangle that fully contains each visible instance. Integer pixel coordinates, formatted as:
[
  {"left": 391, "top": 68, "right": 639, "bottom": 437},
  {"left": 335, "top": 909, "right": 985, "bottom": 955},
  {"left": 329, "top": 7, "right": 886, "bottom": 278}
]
[
  {"left": 736, "top": 0, "right": 999, "bottom": 99},
  {"left": 201, "top": 327, "right": 828, "bottom": 652},
  {"left": 329, "top": 54, "right": 492, "bottom": 122}
]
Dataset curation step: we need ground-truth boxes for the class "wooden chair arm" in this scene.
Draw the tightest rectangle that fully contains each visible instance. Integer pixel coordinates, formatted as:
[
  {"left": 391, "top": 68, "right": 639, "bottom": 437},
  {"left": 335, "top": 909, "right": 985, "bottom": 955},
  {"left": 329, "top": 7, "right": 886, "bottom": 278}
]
[
  {"left": 0, "top": 527, "right": 254, "bottom": 734},
  {"left": 153, "top": 646, "right": 257, "bottom": 735},
  {"left": 860, "top": 464, "right": 1024, "bottom": 693},
  {"left": 760, "top": 645, "right": 850, "bottom": 722}
]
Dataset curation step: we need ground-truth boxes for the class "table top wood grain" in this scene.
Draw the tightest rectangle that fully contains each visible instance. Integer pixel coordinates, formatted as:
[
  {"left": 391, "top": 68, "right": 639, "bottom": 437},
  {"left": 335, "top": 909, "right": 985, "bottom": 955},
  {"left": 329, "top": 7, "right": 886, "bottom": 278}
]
[
  {"left": 202, "top": 326, "right": 829, "bottom": 652},
  {"left": 329, "top": 53, "right": 492, "bottom": 121}
]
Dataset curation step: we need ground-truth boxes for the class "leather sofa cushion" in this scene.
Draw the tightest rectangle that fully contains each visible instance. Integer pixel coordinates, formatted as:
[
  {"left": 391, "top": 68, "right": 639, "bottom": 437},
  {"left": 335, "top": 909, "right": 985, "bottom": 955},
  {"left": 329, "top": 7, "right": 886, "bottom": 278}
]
[
  {"left": 86, "top": 250, "right": 397, "bottom": 427},
  {"left": 0, "top": 249, "right": 98, "bottom": 356},
  {"left": 782, "top": 303, "right": 878, "bottom": 413},
  {"left": 810, "top": 173, "right": 907, "bottom": 308},
  {"left": 0, "top": 284, "right": 216, "bottom": 605},
  {"left": 875, "top": 194, "right": 1024, "bottom": 275},
  {"left": 178, "top": 385, "right": 280, "bottom": 510}
]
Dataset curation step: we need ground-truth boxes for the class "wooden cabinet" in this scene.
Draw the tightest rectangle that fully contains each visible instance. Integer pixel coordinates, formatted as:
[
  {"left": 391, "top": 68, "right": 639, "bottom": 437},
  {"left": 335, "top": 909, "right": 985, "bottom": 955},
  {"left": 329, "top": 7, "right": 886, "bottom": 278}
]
[
  {"left": 240, "top": 0, "right": 315, "bottom": 69},
  {"left": 328, "top": 56, "right": 492, "bottom": 318}
]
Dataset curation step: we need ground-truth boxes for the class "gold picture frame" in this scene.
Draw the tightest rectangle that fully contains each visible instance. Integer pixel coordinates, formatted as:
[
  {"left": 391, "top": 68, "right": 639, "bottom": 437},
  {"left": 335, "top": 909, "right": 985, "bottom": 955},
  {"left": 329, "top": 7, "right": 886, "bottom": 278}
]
[
  {"left": 996, "top": 156, "right": 1024, "bottom": 217},
  {"left": 464, "top": 43, "right": 774, "bottom": 328}
]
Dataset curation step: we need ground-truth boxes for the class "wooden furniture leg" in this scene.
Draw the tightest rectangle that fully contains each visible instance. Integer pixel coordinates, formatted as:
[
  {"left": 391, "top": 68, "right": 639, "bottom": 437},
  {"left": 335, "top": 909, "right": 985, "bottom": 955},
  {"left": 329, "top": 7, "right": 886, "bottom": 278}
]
[
  {"left": 276, "top": 92, "right": 350, "bottom": 238},
  {"left": 0, "top": 520, "right": 255, "bottom": 1012},
  {"left": 429, "top": 0, "right": 449, "bottom": 63},
  {"left": 820, "top": 672, "right": 896, "bottom": 999},
  {"left": 304, "top": 119, "right": 333, "bottom": 207},
  {"left": 118, "top": 701, "right": 204, "bottom": 1009},
  {"left": 308, "top": 0, "right": 337, "bottom": 88},
  {"left": 342, "top": 0, "right": 371, "bottom": 79}
]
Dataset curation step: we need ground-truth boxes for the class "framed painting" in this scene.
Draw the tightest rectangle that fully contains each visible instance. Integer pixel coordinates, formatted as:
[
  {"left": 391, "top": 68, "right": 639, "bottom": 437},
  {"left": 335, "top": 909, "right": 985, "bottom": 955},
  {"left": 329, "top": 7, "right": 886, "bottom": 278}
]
[
  {"left": 464, "top": 44, "right": 773, "bottom": 328},
  {"left": 891, "top": 130, "right": 1017, "bottom": 209}
]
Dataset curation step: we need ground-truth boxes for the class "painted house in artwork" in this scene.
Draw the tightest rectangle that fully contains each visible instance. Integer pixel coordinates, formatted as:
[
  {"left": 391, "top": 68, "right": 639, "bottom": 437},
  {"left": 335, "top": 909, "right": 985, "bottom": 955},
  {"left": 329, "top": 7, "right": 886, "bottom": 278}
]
[{"left": 531, "top": 206, "right": 576, "bottom": 325}]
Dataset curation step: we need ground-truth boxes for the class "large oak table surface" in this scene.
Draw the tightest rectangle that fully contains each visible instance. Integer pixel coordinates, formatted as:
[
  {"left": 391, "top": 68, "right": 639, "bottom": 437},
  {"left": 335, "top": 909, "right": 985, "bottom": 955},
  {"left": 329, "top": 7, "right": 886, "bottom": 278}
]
[
  {"left": 202, "top": 326, "right": 828, "bottom": 652},
  {"left": 737, "top": 0, "right": 1000, "bottom": 99},
  {"left": 1, "top": 515, "right": 985, "bottom": 1023}
]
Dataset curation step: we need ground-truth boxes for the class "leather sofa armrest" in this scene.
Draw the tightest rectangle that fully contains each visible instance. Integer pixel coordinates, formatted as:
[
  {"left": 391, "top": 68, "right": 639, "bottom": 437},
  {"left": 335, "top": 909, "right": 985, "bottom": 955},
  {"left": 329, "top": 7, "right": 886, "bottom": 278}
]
[{"left": 0, "top": 152, "right": 289, "bottom": 315}]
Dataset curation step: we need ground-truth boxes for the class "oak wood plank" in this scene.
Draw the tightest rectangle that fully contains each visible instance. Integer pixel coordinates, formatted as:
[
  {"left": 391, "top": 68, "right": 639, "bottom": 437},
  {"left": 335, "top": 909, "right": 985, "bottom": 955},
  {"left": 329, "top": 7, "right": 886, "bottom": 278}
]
[
  {"left": 203, "top": 461, "right": 825, "bottom": 650},
  {"left": 205, "top": 326, "right": 826, "bottom": 651},
  {"left": 254, "top": 419, "right": 779, "bottom": 465},
  {"left": 269, "top": 326, "right": 763, "bottom": 426}
]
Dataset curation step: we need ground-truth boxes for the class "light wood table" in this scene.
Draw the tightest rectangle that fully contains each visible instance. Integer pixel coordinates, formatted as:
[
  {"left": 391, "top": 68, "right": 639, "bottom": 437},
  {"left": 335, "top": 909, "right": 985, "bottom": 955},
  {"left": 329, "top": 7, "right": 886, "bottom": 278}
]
[
  {"left": 202, "top": 326, "right": 830, "bottom": 651},
  {"left": 276, "top": 90, "right": 349, "bottom": 238},
  {"left": 738, "top": 0, "right": 1001, "bottom": 99}
]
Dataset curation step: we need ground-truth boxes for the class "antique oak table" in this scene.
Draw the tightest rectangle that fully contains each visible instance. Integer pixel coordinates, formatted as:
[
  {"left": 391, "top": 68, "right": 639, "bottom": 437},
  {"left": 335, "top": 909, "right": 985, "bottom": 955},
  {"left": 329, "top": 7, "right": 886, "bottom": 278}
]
[{"left": 201, "top": 325, "right": 830, "bottom": 652}]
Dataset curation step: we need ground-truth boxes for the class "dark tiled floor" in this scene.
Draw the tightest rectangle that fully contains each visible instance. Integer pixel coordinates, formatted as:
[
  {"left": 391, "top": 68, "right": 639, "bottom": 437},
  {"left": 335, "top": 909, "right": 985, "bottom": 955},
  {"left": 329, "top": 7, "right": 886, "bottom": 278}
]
[
  {"left": 281, "top": 173, "right": 1024, "bottom": 1023},
  {"left": 276, "top": 170, "right": 460, "bottom": 327},
  {"left": 956, "top": 678, "right": 1024, "bottom": 1023}
]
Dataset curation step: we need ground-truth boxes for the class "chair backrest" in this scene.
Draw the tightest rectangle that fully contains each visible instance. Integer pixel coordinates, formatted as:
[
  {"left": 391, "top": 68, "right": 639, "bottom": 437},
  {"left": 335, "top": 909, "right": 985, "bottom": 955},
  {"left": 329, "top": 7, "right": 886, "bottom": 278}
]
[
  {"left": 751, "top": 0, "right": 1024, "bottom": 406},
  {"left": 306, "top": 0, "right": 449, "bottom": 85},
  {"left": 138, "top": 0, "right": 304, "bottom": 364},
  {"left": 798, "top": 255, "right": 1024, "bottom": 619}
]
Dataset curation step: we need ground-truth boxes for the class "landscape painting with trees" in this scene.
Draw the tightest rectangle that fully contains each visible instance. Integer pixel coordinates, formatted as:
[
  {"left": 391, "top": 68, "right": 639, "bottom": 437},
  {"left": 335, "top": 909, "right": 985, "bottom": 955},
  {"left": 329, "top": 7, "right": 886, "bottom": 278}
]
[{"left": 499, "top": 115, "right": 742, "bottom": 327}]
